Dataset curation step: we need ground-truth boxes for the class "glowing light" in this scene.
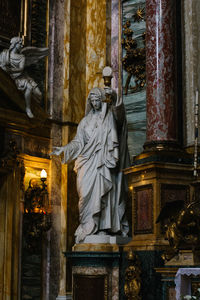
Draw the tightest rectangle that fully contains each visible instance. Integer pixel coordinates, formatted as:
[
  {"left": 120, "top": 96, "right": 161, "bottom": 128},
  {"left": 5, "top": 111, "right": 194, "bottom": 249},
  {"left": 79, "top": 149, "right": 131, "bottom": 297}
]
[
  {"left": 129, "top": 186, "right": 133, "bottom": 191},
  {"left": 40, "top": 169, "right": 47, "bottom": 179}
]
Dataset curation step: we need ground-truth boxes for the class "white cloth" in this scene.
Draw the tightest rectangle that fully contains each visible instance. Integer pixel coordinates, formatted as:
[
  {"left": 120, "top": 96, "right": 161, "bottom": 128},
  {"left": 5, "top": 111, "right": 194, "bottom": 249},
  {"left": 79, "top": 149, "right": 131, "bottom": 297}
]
[{"left": 175, "top": 268, "right": 200, "bottom": 300}]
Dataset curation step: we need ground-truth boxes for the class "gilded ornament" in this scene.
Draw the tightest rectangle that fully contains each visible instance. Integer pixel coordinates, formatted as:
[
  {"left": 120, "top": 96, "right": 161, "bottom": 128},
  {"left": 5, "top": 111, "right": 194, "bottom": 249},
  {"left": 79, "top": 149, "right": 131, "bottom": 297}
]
[
  {"left": 0, "top": 140, "right": 20, "bottom": 168},
  {"left": 122, "top": 17, "right": 146, "bottom": 95},
  {"left": 124, "top": 250, "right": 142, "bottom": 300},
  {"left": 133, "top": 7, "right": 145, "bottom": 22},
  {"left": 156, "top": 200, "right": 200, "bottom": 261},
  {"left": 23, "top": 175, "right": 51, "bottom": 253}
]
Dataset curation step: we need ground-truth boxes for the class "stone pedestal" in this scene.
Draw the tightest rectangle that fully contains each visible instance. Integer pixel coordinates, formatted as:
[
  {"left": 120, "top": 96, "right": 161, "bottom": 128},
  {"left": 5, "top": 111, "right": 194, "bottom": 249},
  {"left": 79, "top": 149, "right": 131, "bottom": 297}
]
[
  {"left": 56, "top": 295, "right": 72, "bottom": 300},
  {"left": 65, "top": 244, "right": 127, "bottom": 300},
  {"left": 81, "top": 234, "right": 131, "bottom": 245},
  {"left": 124, "top": 155, "right": 193, "bottom": 250}
]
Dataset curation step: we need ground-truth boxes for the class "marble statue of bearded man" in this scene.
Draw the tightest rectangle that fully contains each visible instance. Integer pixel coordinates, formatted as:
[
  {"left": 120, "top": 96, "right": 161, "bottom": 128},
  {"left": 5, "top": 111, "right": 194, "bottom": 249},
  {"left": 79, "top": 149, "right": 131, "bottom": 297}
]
[{"left": 51, "top": 87, "right": 130, "bottom": 243}]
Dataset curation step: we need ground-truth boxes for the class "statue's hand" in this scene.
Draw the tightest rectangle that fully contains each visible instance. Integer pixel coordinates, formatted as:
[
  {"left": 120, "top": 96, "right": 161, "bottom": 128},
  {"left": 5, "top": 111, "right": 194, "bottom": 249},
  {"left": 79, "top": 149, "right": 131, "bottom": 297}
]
[
  {"left": 104, "top": 87, "right": 117, "bottom": 105},
  {"left": 50, "top": 146, "right": 64, "bottom": 156},
  {"left": 104, "top": 86, "right": 113, "bottom": 96}
]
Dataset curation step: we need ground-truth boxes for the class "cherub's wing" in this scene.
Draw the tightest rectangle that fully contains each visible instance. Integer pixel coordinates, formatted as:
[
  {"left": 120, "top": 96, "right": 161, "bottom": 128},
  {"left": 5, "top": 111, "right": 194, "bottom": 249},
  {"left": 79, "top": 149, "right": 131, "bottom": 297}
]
[{"left": 21, "top": 46, "right": 48, "bottom": 67}]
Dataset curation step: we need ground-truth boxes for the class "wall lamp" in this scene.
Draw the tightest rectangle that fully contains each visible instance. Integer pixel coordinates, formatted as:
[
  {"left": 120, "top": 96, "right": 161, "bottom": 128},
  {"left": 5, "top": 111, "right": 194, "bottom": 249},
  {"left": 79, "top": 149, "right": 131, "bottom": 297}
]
[{"left": 23, "top": 169, "right": 51, "bottom": 253}]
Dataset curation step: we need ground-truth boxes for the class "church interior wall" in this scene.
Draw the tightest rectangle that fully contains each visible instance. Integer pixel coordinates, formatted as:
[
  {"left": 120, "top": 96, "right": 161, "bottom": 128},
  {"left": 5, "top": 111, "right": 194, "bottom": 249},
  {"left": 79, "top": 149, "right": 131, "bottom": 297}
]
[{"left": 0, "top": 0, "right": 200, "bottom": 299}]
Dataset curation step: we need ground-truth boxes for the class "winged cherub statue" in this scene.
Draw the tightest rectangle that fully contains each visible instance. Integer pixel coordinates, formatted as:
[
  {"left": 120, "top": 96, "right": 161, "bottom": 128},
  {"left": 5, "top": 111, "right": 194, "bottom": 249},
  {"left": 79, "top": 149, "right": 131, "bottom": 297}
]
[{"left": 0, "top": 37, "right": 48, "bottom": 118}]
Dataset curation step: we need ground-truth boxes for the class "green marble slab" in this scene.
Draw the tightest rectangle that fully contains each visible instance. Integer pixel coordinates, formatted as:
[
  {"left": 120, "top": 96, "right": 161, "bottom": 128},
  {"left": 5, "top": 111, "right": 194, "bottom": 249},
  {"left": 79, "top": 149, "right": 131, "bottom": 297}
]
[{"left": 122, "top": 0, "right": 146, "bottom": 159}]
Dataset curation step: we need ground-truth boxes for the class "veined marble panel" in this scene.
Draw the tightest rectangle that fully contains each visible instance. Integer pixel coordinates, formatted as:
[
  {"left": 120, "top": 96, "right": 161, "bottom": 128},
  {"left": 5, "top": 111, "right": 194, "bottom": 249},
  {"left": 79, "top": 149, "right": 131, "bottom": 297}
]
[
  {"left": 183, "top": 0, "right": 200, "bottom": 147},
  {"left": 146, "top": 0, "right": 176, "bottom": 142},
  {"left": 111, "top": 0, "right": 120, "bottom": 92},
  {"left": 86, "top": 0, "right": 107, "bottom": 95},
  {"left": 125, "top": 90, "right": 146, "bottom": 156},
  {"left": 122, "top": 0, "right": 146, "bottom": 158},
  {"left": 63, "top": 0, "right": 107, "bottom": 123},
  {"left": 64, "top": 0, "right": 87, "bottom": 123},
  {"left": 63, "top": 0, "right": 71, "bottom": 122}
]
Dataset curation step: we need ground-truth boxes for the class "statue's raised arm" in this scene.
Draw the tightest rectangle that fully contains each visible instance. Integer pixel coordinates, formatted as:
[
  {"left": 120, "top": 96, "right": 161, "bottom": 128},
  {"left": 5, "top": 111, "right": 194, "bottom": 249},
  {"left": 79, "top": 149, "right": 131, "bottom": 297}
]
[{"left": 0, "top": 37, "right": 48, "bottom": 118}]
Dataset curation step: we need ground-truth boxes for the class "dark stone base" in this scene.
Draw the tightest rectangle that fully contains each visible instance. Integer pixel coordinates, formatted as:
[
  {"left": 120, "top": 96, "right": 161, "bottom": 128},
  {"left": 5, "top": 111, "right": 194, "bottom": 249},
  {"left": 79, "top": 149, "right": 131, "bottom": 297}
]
[
  {"left": 65, "top": 249, "right": 164, "bottom": 300},
  {"left": 143, "top": 140, "right": 181, "bottom": 152},
  {"left": 65, "top": 250, "right": 121, "bottom": 300}
]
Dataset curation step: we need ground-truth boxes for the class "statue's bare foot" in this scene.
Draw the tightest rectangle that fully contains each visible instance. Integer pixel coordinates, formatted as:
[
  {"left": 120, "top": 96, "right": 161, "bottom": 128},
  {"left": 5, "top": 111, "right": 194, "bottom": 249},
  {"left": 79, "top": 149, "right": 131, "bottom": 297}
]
[{"left": 26, "top": 107, "right": 34, "bottom": 118}]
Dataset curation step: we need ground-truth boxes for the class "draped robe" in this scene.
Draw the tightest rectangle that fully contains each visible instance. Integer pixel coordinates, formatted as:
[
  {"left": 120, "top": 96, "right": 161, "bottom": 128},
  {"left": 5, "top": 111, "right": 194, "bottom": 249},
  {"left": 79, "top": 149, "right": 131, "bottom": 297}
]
[{"left": 63, "top": 96, "right": 130, "bottom": 243}]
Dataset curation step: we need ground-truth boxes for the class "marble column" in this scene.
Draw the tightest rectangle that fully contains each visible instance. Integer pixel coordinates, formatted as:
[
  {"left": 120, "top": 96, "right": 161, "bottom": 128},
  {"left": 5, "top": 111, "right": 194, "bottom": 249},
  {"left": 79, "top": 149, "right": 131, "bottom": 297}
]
[
  {"left": 49, "top": 1, "right": 68, "bottom": 299},
  {"left": 145, "top": 0, "right": 177, "bottom": 145}
]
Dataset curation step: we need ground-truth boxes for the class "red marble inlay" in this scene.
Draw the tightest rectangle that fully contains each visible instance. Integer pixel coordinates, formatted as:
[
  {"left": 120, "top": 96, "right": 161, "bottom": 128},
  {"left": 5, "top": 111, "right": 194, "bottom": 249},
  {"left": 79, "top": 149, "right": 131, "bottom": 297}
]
[
  {"left": 146, "top": 0, "right": 177, "bottom": 142},
  {"left": 134, "top": 185, "right": 153, "bottom": 234}
]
